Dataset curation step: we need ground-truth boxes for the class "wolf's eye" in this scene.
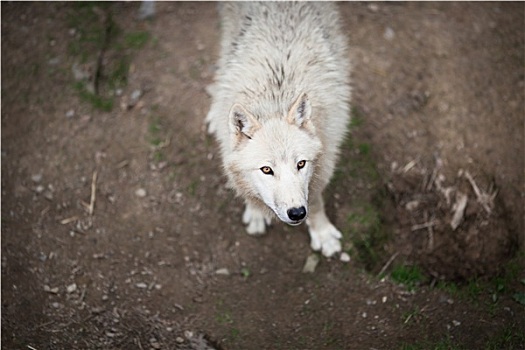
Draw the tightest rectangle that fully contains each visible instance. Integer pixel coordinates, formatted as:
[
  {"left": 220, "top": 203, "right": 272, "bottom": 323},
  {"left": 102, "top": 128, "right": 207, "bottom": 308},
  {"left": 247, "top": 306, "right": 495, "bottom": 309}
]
[
  {"left": 297, "top": 160, "right": 306, "bottom": 170},
  {"left": 260, "top": 166, "right": 274, "bottom": 175}
]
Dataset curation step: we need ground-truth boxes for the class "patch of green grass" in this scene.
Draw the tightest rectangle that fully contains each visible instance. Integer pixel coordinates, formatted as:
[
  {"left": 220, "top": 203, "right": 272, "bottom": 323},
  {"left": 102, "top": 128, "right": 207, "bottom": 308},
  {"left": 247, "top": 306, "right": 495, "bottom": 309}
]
[
  {"left": 153, "top": 150, "right": 164, "bottom": 162},
  {"left": 390, "top": 264, "right": 427, "bottom": 291},
  {"left": 229, "top": 327, "right": 240, "bottom": 342},
  {"left": 400, "top": 337, "right": 464, "bottom": 350},
  {"left": 74, "top": 82, "right": 113, "bottom": 112},
  {"left": 401, "top": 306, "right": 422, "bottom": 325},
  {"left": 187, "top": 180, "right": 198, "bottom": 197},
  {"left": 147, "top": 117, "right": 167, "bottom": 162},
  {"left": 484, "top": 325, "right": 525, "bottom": 350},
  {"left": 124, "top": 31, "right": 150, "bottom": 49},
  {"left": 350, "top": 106, "right": 364, "bottom": 128},
  {"left": 214, "top": 300, "right": 242, "bottom": 345},
  {"left": 435, "top": 280, "right": 460, "bottom": 296},
  {"left": 336, "top": 134, "right": 380, "bottom": 182},
  {"left": 330, "top": 105, "right": 390, "bottom": 272},
  {"left": 189, "top": 63, "right": 201, "bottom": 80},
  {"left": 435, "top": 254, "right": 525, "bottom": 310},
  {"left": 67, "top": 3, "right": 150, "bottom": 112},
  {"left": 240, "top": 267, "right": 251, "bottom": 279},
  {"left": 465, "top": 278, "right": 484, "bottom": 302},
  {"left": 357, "top": 142, "right": 371, "bottom": 156},
  {"left": 345, "top": 201, "right": 387, "bottom": 271},
  {"left": 107, "top": 57, "right": 130, "bottom": 90},
  {"left": 148, "top": 118, "right": 162, "bottom": 135},
  {"left": 215, "top": 311, "right": 233, "bottom": 325},
  {"left": 513, "top": 291, "right": 525, "bottom": 305}
]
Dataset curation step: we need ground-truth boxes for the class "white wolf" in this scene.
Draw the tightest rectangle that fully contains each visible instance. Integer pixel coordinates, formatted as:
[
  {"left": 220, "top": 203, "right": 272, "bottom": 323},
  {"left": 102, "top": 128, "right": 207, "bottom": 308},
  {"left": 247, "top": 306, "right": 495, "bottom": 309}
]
[{"left": 206, "top": 2, "right": 351, "bottom": 257}]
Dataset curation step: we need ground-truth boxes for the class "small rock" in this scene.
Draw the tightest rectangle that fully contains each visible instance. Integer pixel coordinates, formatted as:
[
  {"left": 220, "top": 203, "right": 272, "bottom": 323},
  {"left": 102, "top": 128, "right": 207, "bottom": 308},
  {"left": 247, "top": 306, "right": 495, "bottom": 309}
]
[
  {"left": 340, "top": 252, "right": 351, "bottom": 263},
  {"left": 452, "top": 320, "right": 461, "bottom": 327},
  {"left": 91, "top": 306, "right": 105, "bottom": 314},
  {"left": 130, "top": 89, "right": 142, "bottom": 102},
  {"left": 368, "top": 3, "right": 379, "bottom": 12},
  {"left": 35, "top": 185, "right": 45, "bottom": 193},
  {"left": 405, "top": 200, "right": 420, "bottom": 211},
  {"left": 66, "top": 283, "right": 77, "bottom": 293},
  {"left": 384, "top": 27, "right": 395, "bottom": 41},
  {"left": 44, "top": 285, "right": 59, "bottom": 294},
  {"left": 184, "top": 330, "right": 194, "bottom": 339},
  {"left": 51, "top": 302, "right": 62, "bottom": 309},
  {"left": 135, "top": 282, "right": 148, "bottom": 289},
  {"left": 72, "top": 63, "right": 89, "bottom": 81},
  {"left": 66, "top": 109, "right": 75, "bottom": 118},
  {"left": 215, "top": 268, "right": 230, "bottom": 275},
  {"left": 382, "top": 296, "right": 388, "bottom": 303},
  {"left": 135, "top": 188, "right": 147, "bottom": 197},
  {"left": 176, "top": 336, "right": 184, "bottom": 343},
  {"left": 31, "top": 174, "right": 43, "bottom": 183},
  {"left": 302, "top": 254, "right": 320, "bottom": 273},
  {"left": 44, "top": 191, "right": 54, "bottom": 201},
  {"left": 149, "top": 338, "right": 161, "bottom": 349},
  {"left": 48, "top": 57, "right": 60, "bottom": 65}
]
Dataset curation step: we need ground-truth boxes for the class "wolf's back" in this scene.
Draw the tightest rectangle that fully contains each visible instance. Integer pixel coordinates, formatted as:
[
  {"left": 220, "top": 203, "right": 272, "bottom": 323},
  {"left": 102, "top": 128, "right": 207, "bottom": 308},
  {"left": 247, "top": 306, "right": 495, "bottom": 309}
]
[{"left": 208, "top": 2, "right": 351, "bottom": 163}]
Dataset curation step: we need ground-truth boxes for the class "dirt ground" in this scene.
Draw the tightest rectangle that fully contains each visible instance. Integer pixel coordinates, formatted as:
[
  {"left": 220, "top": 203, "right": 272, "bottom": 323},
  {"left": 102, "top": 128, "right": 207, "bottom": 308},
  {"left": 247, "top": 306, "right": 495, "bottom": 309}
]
[{"left": 2, "top": 2, "right": 524, "bottom": 349}]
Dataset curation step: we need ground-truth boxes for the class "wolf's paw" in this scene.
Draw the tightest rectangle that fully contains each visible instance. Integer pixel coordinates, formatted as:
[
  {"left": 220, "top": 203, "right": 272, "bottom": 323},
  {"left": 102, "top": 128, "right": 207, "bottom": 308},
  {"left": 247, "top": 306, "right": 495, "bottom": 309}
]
[
  {"left": 242, "top": 206, "right": 271, "bottom": 235},
  {"left": 309, "top": 224, "right": 342, "bottom": 257}
]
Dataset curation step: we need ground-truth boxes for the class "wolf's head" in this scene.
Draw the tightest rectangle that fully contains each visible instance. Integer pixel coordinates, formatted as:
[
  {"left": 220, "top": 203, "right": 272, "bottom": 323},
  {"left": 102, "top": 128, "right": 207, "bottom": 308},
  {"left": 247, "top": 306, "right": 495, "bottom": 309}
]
[{"left": 225, "top": 93, "right": 322, "bottom": 225}]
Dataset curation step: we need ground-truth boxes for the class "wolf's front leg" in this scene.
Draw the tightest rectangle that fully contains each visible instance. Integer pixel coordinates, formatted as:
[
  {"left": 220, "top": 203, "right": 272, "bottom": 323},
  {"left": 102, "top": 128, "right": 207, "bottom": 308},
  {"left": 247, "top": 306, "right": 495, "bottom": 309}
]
[
  {"left": 242, "top": 201, "right": 272, "bottom": 235},
  {"left": 306, "top": 193, "right": 342, "bottom": 257}
]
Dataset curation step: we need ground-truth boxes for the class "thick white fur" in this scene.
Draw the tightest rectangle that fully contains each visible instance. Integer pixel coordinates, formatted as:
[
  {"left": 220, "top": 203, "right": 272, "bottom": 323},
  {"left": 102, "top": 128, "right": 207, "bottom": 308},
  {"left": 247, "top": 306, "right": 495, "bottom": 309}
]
[{"left": 206, "top": 2, "right": 351, "bottom": 257}]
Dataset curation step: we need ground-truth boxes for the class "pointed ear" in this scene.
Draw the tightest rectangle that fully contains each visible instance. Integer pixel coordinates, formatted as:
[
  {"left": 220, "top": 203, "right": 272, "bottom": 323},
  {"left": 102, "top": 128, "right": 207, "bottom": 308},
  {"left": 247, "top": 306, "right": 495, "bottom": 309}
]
[
  {"left": 287, "top": 92, "right": 312, "bottom": 128},
  {"left": 229, "top": 103, "right": 261, "bottom": 140}
]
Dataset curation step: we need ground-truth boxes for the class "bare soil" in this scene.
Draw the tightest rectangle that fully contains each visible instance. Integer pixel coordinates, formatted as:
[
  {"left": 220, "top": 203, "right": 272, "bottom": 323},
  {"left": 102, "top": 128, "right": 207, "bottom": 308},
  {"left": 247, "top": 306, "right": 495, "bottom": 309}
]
[{"left": 2, "top": 2, "right": 524, "bottom": 349}]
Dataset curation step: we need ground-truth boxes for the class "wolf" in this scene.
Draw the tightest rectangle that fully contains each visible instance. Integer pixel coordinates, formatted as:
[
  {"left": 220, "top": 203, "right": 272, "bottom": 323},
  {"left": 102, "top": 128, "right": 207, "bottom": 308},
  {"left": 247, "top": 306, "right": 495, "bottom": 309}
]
[{"left": 206, "top": 2, "right": 351, "bottom": 257}]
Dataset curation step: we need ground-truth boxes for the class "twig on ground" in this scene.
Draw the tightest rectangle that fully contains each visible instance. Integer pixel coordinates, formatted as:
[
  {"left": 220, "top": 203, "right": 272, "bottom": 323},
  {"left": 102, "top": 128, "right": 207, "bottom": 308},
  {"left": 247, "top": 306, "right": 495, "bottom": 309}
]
[
  {"left": 411, "top": 220, "right": 438, "bottom": 232},
  {"left": 377, "top": 252, "right": 399, "bottom": 277},
  {"left": 59, "top": 216, "right": 80, "bottom": 225},
  {"left": 427, "top": 220, "right": 435, "bottom": 251},
  {"left": 116, "top": 159, "right": 129, "bottom": 169},
  {"left": 421, "top": 211, "right": 435, "bottom": 251},
  {"left": 136, "top": 337, "right": 144, "bottom": 350},
  {"left": 426, "top": 154, "right": 442, "bottom": 191},
  {"left": 464, "top": 171, "right": 497, "bottom": 215},
  {"left": 89, "top": 170, "right": 98, "bottom": 216},
  {"left": 402, "top": 160, "right": 417, "bottom": 173},
  {"left": 450, "top": 192, "right": 468, "bottom": 230}
]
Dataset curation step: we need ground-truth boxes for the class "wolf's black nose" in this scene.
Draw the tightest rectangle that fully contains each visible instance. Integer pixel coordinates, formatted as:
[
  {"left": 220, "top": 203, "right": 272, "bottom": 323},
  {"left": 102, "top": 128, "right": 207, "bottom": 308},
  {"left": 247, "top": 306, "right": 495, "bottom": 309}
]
[{"left": 287, "top": 206, "right": 307, "bottom": 221}]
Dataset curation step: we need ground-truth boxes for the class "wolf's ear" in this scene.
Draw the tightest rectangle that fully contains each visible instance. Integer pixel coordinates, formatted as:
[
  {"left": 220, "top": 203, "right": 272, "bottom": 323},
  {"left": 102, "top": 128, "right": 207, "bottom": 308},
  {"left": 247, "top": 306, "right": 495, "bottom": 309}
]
[
  {"left": 287, "top": 92, "right": 312, "bottom": 129},
  {"left": 229, "top": 103, "right": 261, "bottom": 140}
]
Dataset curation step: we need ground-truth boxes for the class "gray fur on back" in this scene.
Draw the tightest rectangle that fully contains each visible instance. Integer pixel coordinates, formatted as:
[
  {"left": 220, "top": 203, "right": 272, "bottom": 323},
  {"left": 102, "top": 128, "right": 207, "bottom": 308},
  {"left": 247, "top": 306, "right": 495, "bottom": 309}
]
[{"left": 207, "top": 1, "right": 351, "bottom": 189}]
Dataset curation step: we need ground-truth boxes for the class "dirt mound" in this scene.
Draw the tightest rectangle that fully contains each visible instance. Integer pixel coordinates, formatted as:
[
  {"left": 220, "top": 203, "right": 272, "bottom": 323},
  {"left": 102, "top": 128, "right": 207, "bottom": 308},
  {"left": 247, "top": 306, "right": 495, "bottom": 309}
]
[{"left": 387, "top": 159, "right": 516, "bottom": 280}]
